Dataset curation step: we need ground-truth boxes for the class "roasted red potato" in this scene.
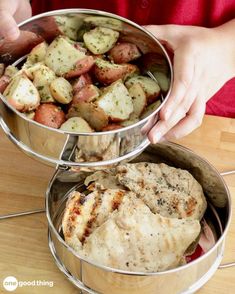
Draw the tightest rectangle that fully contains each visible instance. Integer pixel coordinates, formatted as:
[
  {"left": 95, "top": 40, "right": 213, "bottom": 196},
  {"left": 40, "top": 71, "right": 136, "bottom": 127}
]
[
  {"left": 83, "top": 27, "right": 119, "bottom": 54},
  {"left": 3, "top": 74, "right": 40, "bottom": 111},
  {"left": 67, "top": 102, "right": 108, "bottom": 131},
  {"left": 0, "top": 64, "right": 5, "bottom": 78},
  {"left": 34, "top": 104, "right": 65, "bottom": 128},
  {"left": 74, "top": 43, "right": 87, "bottom": 53},
  {"left": 2, "top": 21, "right": 164, "bottom": 132},
  {"left": 102, "top": 124, "right": 122, "bottom": 131},
  {"left": 125, "top": 75, "right": 160, "bottom": 103},
  {"left": 72, "top": 73, "right": 92, "bottom": 94},
  {"left": 72, "top": 84, "right": 100, "bottom": 104},
  {"left": 60, "top": 117, "right": 93, "bottom": 133},
  {"left": 94, "top": 58, "right": 138, "bottom": 85},
  {"left": 128, "top": 82, "right": 147, "bottom": 117},
  {"left": 96, "top": 80, "right": 133, "bottom": 121},
  {"left": 108, "top": 42, "right": 141, "bottom": 64},
  {"left": 64, "top": 56, "right": 95, "bottom": 79},
  {"left": 0, "top": 75, "right": 10, "bottom": 94}
]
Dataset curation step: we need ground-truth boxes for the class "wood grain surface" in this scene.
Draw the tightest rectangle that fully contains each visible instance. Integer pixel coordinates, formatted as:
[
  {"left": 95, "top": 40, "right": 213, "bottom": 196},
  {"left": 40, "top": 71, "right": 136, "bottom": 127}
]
[{"left": 0, "top": 115, "right": 234, "bottom": 294}]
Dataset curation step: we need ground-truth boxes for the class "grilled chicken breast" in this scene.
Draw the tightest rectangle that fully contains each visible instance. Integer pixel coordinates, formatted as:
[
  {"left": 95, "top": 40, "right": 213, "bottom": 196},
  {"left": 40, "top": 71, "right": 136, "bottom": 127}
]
[
  {"left": 116, "top": 162, "right": 207, "bottom": 220},
  {"left": 62, "top": 188, "right": 127, "bottom": 249},
  {"left": 62, "top": 162, "right": 207, "bottom": 273},
  {"left": 82, "top": 194, "right": 201, "bottom": 272}
]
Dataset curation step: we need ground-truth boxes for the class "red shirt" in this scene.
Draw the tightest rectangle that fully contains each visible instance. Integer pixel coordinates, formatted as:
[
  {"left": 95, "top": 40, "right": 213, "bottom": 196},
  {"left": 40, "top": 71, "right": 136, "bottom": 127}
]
[{"left": 31, "top": 0, "right": 235, "bottom": 118}]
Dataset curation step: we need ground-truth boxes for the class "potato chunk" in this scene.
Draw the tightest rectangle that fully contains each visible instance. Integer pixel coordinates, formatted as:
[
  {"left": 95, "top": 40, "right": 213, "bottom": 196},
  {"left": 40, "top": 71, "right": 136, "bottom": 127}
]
[
  {"left": 72, "top": 84, "right": 100, "bottom": 104},
  {"left": 33, "top": 65, "right": 56, "bottom": 103},
  {"left": 45, "top": 36, "right": 86, "bottom": 76},
  {"left": 50, "top": 77, "right": 73, "bottom": 104},
  {"left": 108, "top": 42, "right": 141, "bottom": 64},
  {"left": 83, "top": 27, "right": 119, "bottom": 54},
  {"left": 22, "top": 62, "right": 45, "bottom": 80},
  {"left": 153, "top": 71, "right": 170, "bottom": 92},
  {"left": 140, "top": 100, "right": 161, "bottom": 119},
  {"left": 0, "top": 75, "right": 10, "bottom": 94},
  {"left": 72, "top": 73, "right": 92, "bottom": 94},
  {"left": 84, "top": 16, "right": 123, "bottom": 31},
  {"left": 125, "top": 75, "right": 160, "bottom": 103},
  {"left": 0, "top": 64, "right": 5, "bottom": 77},
  {"left": 67, "top": 102, "right": 108, "bottom": 131},
  {"left": 55, "top": 15, "right": 83, "bottom": 40},
  {"left": 4, "top": 65, "right": 19, "bottom": 79},
  {"left": 94, "top": 58, "right": 138, "bottom": 85},
  {"left": 64, "top": 56, "right": 95, "bottom": 79},
  {"left": 128, "top": 83, "right": 147, "bottom": 117},
  {"left": 60, "top": 117, "right": 93, "bottom": 133},
  {"left": 96, "top": 80, "right": 133, "bottom": 121},
  {"left": 3, "top": 74, "right": 40, "bottom": 112},
  {"left": 34, "top": 104, "right": 65, "bottom": 128},
  {"left": 26, "top": 41, "right": 48, "bottom": 64}
]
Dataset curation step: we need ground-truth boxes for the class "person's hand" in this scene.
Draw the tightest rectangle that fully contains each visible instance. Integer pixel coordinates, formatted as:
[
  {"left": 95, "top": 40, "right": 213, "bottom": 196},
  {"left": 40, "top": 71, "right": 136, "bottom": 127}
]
[
  {"left": 143, "top": 22, "right": 235, "bottom": 143},
  {"left": 0, "top": 0, "right": 32, "bottom": 41}
]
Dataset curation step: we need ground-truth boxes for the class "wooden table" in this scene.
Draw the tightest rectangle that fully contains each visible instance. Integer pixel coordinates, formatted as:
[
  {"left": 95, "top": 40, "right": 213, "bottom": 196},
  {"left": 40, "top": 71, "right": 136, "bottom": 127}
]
[{"left": 0, "top": 115, "right": 234, "bottom": 294}]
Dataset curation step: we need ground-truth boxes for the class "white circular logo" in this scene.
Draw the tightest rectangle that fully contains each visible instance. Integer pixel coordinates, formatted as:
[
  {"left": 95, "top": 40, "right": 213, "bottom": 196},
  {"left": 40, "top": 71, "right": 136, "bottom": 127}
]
[{"left": 3, "top": 276, "right": 18, "bottom": 292}]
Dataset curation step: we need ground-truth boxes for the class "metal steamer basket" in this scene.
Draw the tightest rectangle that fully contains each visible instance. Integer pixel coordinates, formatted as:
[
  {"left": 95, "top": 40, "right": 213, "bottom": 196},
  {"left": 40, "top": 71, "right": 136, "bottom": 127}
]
[
  {"left": 46, "top": 142, "right": 231, "bottom": 294},
  {"left": 0, "top": 9, "right": 233, "bottom": 294},
  {"left": 0, "top": 9, "right": 173, "bottom": 168}
]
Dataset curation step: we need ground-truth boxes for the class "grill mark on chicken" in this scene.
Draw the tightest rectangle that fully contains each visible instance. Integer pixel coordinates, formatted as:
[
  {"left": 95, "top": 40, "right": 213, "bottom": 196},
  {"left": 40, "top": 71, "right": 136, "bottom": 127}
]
[
  {"left": 65, "top": 193, "right": 82, "bottom": 238},
  {"left": 112, "top": 190, "right": 125, "bottom": 210},
  {"left": 80, "top": 195, "right": 102, "bottom": 244},
  {"left": 78, "top": 189, "right": 126, "bottom": 244},
  {"left": 185, "top": 197, "right": 197, "bottom": 216}
]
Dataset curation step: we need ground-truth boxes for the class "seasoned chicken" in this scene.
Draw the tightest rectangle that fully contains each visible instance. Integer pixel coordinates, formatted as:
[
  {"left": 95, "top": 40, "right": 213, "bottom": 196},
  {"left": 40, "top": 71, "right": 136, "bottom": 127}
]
[
  {"left": 62, "top": 188, "right": 127, "bottom": 249},
  {"left": 84, "top": 170, "right": 124, "bottom": 190},
  {"left": 82, "top": 194, "right": 201, "bottom": 272},
  {"left": 116, "top": 162, "right": 207, "bottom": 220}
]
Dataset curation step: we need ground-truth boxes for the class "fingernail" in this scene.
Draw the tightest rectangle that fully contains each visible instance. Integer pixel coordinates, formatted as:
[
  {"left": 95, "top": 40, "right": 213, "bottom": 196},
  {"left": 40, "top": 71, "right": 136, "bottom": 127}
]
[{"left": 152, "top": 131, "right": 162, "bottom": 144}]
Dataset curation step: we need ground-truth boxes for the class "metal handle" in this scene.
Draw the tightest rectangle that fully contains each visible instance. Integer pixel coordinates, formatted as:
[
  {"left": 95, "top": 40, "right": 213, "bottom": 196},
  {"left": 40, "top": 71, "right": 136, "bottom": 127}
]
[
  {"left": 219, "top": 262, "right": 235, "bottom": 269},
  {"left": 220, "top": 170, "right": 235, "bottom": 176},
  {"left": 0, "top": 209, "right": 45, "bottom": 220}
]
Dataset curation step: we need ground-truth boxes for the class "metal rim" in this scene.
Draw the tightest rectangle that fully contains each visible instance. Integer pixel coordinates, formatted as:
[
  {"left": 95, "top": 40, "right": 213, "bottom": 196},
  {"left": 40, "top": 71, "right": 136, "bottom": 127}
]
[
  {"left": 0, "top": 8, "right": 173, "bottom": 137},
  {"left": 45, "top": 142, "right": 232, "bottom": 276},
  {"left": 0, "top": 115, "right": 150, "bottom": 166}
]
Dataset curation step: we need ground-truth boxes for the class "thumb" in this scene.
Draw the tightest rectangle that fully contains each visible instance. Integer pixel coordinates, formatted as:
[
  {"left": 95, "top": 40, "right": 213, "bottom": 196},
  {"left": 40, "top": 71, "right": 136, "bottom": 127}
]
[
  {"left": 0, "top": 4, "right": 20, "bottom": 41},
  {"left": 144, "top": 24, "right": 186, "bottom": 50}
]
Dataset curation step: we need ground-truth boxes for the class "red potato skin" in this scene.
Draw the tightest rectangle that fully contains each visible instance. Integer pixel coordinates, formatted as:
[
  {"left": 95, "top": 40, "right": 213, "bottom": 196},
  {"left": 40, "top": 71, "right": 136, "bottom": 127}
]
[
  {"left": 108, "top": 42, "right": 141, "bottom": 64},
  {"left": 72, "top": 84, "right": 99, "bottom": 104},
  {"left": 94, "top": 63, "right": 138, "bottom": 85},
  {"left": 8, "top": 96, "right": 40, "bottom": 112},
  {"left": 147, "top": 92, "right": 161, "bottom": 104},
  {"left": 72, "top": 73, "right": 92, "bottom": 94},
  {"left": 0, "top": 64, "right": 5, "bottom": 78},
  {"left": 64, "top": 56, "right": 95, "bottom": 79},
  {"left": 102, "top": 124, "right": 122, "bottom": 131},
  {"left": 34, "top": 104, "right": 65, "bottom": 129},
  {"left": 0, "top": 75, "right": 10, "bottom": 94},
  {"left": 74, "top": 43, "right": 87, "bottom": 53}
]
